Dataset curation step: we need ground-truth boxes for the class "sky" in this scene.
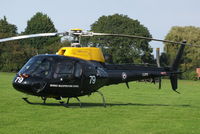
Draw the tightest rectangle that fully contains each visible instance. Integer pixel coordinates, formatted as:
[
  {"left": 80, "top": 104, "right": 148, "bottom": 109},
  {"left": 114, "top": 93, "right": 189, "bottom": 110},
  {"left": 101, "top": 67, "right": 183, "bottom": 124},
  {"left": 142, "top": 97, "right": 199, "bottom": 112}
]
[{"left": 1, "top": 0, "right": 200, "bottom": 54}]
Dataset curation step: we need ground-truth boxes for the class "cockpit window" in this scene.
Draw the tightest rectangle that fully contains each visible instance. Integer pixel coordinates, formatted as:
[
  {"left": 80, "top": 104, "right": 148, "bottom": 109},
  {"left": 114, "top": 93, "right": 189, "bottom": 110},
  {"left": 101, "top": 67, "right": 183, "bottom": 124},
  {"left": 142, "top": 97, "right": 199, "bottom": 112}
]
[
  {"left": 55, "top": 62, "right": 73, "bottom": 74},
  {"left": 53, "top": 61, "right": 74, "bottom": 78},
  {"left": 32, "top": 59, "right": 50, "bottom": 77},
  {"left": 19, "top": 56, "right": 52, "bottom": 77},
  {"left": 74, "top": 63, "right": 82, "bottom": 78}
]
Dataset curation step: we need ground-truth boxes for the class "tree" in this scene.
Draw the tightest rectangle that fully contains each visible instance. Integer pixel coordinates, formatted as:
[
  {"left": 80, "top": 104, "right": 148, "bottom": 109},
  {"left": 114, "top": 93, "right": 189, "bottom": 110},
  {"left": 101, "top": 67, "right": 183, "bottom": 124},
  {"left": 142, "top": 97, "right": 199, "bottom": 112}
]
[
  {"left": 40, "top": 40, "right": 71, "bottom": 54},
  {"left": 0, "top": 16, "right": 17, "bottom": 37},
  {"left": 23, "top": 12, "right": 60, "bottom": 53},
  {"left": 0, "top": 14, "right": 67, "bottom": 72},
  {"left": 164, "top": 26, "right": 200, "bottom": 79},
  {"left": 0, "top": 16, "right": 23, "bottom": 71},
  {"left": 82, "top": 14, "right": 154, "bottom": 64},
  {"left": 0, "top": 16, "right": 37, "bottom": 72}
]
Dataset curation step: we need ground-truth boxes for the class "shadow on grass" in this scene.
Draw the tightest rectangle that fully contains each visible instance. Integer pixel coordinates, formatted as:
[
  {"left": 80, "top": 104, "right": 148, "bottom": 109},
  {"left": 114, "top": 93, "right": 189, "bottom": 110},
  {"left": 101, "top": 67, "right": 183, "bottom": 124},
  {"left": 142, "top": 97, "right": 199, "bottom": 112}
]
[
  {"left": 23, "top": 99, "right": 190, "bottom": 108},
  {"left": 63, "top": 103, "right": 190, "bottom": 108}
]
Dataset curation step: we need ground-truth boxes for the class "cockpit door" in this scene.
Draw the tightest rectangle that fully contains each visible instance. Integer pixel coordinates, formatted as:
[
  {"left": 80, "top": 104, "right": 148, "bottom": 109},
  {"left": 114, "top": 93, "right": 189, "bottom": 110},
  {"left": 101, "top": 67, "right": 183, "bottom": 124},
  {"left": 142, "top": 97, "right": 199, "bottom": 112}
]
[
  {"left": 52, "top": 60, "right": 83, "bottom": 89},
  {"left": 74, "top": 62, "right": 83, "bottom": 88},
  {"left": 53, "top": 61, "right": 74, "bottom": 81}
]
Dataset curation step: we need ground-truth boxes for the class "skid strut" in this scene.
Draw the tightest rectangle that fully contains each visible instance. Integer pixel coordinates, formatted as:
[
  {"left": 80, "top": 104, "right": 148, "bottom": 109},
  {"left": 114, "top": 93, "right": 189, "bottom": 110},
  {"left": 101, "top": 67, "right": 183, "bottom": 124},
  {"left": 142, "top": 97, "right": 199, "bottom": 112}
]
[
  {"left": 65, "top": 97, "right": 82, "bottom": 107},
  {"left": 22, "top": 97, "right": 32, "bottom": 104},
  {"left": 65, "top": 97, "right": 70, "bottom": 106},
  {"left": 41, "top": 97, "right": 47, "bottom": 104},
  {"left": 75, "top": 97, "right": 82, "bottom": 107},
  {"left": 96, "top": 91, "right": 106, "bottom": 107}
]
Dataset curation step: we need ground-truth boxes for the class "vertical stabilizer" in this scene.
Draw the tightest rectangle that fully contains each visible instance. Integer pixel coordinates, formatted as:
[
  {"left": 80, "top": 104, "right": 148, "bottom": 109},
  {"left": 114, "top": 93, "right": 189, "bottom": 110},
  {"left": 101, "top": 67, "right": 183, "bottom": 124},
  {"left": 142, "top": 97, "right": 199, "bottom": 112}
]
[
  {"left": 170, "top": 75, "right": 179, "bottom": 93},
  {"left": 171, "top": 41, "right": 186, "bottom": 71},
  {"left": 170, "top": 41, "right": 186, "bottom": 92}
]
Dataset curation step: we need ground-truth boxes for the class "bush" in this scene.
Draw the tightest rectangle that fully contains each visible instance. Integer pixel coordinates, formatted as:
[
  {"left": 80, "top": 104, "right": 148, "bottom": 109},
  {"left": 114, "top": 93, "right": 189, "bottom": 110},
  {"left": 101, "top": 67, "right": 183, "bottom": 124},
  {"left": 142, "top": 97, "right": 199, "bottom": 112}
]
[{"left": 182, "top": 70, "right": 197, "bottom": 80}]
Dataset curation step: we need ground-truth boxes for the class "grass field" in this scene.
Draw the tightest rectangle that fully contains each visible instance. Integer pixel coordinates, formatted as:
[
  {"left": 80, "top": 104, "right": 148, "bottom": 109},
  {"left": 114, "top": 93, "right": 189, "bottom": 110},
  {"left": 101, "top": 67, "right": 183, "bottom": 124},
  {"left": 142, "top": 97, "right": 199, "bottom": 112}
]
[{"left": 1, "top": 72, "right": 200, "bottom": 134}]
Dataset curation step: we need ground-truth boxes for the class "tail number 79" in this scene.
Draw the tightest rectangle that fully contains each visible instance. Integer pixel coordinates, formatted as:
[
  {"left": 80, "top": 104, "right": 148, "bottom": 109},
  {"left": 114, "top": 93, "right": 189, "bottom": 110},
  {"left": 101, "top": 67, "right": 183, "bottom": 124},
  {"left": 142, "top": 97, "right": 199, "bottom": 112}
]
[
  {"left": 89, "top": 76, "right": 96, "bottom": 84},
  {"left": 15, "top": 77, "right": 24, "bottom": 83}
]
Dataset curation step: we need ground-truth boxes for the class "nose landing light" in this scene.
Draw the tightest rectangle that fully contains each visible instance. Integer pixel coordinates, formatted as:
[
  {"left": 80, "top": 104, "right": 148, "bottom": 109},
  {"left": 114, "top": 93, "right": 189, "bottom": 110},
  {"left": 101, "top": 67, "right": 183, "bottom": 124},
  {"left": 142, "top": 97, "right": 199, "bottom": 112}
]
[{"left": 19, "top": 73, "right": 30, "bottom": 78}]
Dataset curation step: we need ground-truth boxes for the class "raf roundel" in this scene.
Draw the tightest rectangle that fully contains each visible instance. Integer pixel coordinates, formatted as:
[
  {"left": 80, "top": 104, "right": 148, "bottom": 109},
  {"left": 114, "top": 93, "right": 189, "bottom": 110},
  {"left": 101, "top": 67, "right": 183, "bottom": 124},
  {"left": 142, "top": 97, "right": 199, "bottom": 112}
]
[{"left": 122, "top": 72, "right": 127, "bottom": 80}]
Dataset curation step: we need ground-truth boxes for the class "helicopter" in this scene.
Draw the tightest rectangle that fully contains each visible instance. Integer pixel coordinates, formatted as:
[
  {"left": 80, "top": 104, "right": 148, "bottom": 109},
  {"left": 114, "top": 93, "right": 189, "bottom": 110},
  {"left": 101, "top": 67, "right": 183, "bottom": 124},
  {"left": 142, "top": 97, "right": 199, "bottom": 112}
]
[{"left": 0, "top": 29, "right": 193, "bottom": 107}]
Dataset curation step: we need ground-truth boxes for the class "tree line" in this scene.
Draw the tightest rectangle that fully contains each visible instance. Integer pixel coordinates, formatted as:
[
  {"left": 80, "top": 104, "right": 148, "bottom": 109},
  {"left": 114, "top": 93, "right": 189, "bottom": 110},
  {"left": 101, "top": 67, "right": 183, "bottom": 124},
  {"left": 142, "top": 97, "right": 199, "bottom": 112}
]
[
  {"left": 162, "top": 26, "right": 200, "bottom": 79},
  {"left": 0, "top": 12, "right": 70, "bottom": 72},
  {"left": 0, "top": 12, "right": 200, "bottom": 79}
]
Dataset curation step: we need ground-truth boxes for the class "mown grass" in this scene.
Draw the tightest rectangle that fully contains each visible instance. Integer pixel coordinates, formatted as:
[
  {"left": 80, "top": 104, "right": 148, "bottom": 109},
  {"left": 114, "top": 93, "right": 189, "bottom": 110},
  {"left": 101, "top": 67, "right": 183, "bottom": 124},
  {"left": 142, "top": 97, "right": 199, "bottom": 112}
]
[{"left": 0, "top": 72, "right": 200, "bottom": 134}]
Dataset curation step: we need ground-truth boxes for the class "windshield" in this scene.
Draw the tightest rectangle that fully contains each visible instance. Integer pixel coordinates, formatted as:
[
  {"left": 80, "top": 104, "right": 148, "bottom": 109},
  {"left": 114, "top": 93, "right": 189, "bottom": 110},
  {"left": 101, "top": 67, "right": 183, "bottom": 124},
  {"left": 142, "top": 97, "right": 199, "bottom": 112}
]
[{"left": 19, "top": 56, "right": 52, "bottom": 77}]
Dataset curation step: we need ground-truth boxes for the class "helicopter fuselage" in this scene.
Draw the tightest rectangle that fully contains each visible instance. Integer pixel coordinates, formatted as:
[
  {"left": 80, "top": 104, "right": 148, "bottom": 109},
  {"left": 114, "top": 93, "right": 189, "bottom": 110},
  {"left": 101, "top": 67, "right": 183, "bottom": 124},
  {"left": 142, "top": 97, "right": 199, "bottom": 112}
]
[
  {"left": 12, "top": 54, "right": 172, "bottom": 99},
  {"left": 12, "top": 55, "right": 108, "bottom": 98}
]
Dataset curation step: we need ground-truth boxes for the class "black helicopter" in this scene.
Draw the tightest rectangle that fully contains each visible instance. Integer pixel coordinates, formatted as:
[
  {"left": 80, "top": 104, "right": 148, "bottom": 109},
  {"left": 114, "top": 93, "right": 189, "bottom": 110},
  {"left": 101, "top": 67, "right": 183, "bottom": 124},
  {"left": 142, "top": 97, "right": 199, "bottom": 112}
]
[{"left": 0, "top": 29, "right": 191, "bottom": 107}]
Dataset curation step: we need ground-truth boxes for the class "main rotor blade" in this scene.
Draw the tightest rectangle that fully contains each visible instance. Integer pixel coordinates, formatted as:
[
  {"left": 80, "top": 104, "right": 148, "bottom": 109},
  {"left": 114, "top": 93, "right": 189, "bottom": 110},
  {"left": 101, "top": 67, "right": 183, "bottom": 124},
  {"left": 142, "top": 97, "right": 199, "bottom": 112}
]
[
  {"left": 80, "top": 32, "right": 199, "bottom": 47},
  {"left": 0, "top": 32, "right": 66, "bottom": 43}
]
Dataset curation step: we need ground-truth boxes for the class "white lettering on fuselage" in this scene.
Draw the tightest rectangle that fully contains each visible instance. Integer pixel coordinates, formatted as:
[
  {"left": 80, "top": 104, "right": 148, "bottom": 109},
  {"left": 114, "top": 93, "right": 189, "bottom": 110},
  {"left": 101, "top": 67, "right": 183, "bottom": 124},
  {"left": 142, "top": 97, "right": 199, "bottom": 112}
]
[
  {"left": 50, "top": 84, "right": 79, "bottom": 88},
  {"left": 142, "top": 73, "right": 149, "bottom": 76},
  {"left": 15, "top": 77, "right": 24, "bottom": 83},
  {"left": 89, "top": 75, "right": 96, "bottom": 84}
]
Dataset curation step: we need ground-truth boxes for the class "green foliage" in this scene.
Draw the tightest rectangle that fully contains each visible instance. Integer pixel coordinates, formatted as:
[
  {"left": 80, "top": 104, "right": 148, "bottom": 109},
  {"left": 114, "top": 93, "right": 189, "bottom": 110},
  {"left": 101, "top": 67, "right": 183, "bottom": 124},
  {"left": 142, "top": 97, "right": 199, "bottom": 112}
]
[
  {"left": 164, "top": 26, "right": 200, "bottom": 79},
  {"left": 23, "top": 12, "right": 59, "bottom": 52},
  {"left": 1, "top": 72, "right": 200, "bottom": 134},
  {"left": 182, "top": 69, "right": 197, "bottom": 80},
  {"left": 0, "top": 16, "right": 17, "bottom": 36},
  {"left": 0, "top": 13, "right": 154, "bottom": 72},
  {"left": 0, "top": 43, "right": 36, "bottom": 72},
  {"left": 160, "top": 52, "right": 170, "bottom": 67},
  {"left": 0, "top": 16, "right": 23, "bottom": 72},
  {"left": 0, "top": 14, "right": 64, "bottom": 72},
  {"left": 82, "top": 14, "right": 154, "bottom": 64},
  {"left": 40, "top": 41, "right": 71, "bottom": 54}
]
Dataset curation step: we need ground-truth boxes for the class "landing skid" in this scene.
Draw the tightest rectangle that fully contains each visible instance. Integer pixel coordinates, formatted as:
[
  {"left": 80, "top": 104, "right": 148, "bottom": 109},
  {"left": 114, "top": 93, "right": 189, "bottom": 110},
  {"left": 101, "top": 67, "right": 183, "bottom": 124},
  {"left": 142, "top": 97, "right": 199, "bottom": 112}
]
[
  {"left": 22, "top": 91, "right": 107, "bottom": 108},
  {"left": 22, "top": 97, "right": 47, "bottom": 104},
  {"left": 96, "top": 91, "right": 106, "bottom": 107},
  {"left": 22, "top": 97, "right": 64, "bottom": 105},
  {"left": 64, "top": 91, "right": 106, "bottom": 107},
  {"left": 22, "top": 97, "right": 32, "bottom": 104},
  {"left": 64, "top": 97, "right": 82, "bottom": 107}
]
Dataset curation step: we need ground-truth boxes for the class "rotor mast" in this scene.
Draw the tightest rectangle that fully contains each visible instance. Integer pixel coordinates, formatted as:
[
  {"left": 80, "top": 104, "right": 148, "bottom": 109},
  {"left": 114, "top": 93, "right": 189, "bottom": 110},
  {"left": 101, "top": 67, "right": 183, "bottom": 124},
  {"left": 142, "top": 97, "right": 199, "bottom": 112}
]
[{"left": 70, "top": 29, "right": 82, "bottom": 47}]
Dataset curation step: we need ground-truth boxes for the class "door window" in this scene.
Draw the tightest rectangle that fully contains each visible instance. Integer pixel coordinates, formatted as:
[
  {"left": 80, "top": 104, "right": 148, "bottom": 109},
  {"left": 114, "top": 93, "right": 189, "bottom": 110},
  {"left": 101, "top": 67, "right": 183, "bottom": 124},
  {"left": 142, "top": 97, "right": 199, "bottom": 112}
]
[
  {"left": 54, "top": 61, "right": 74, "bottom": 78},
  {"left": 74, "top": 63, "right": 82, "bottom": 78}
]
